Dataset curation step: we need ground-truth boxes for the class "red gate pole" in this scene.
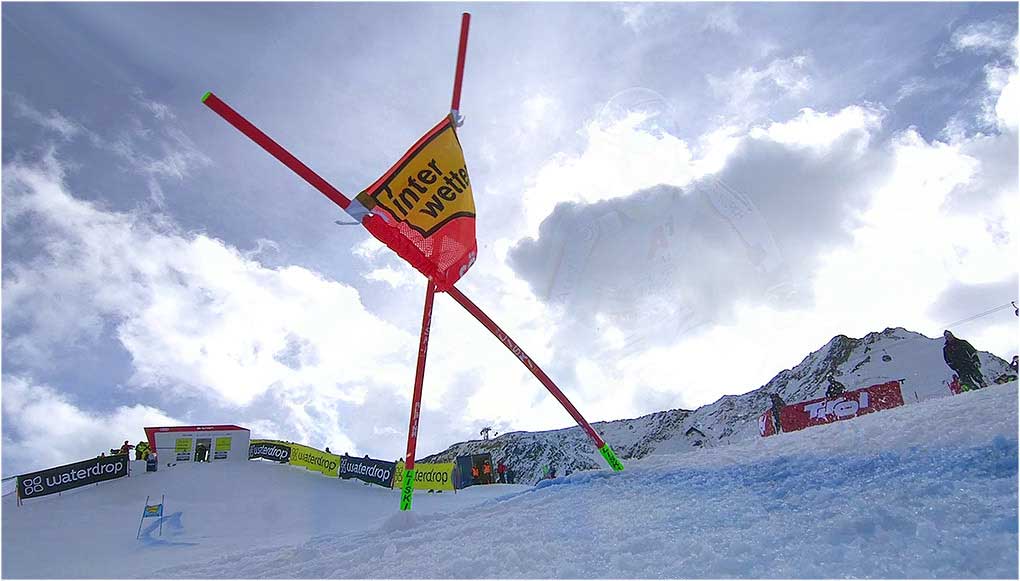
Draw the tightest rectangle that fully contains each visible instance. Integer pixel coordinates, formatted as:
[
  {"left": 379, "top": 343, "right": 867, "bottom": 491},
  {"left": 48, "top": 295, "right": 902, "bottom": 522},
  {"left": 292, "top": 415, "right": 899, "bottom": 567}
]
[
  {"left": 399, "top": 281, "right": 437, "bottom": 511},
  {"left": 398, "top": 13, "right": 469, "bottom": 512},
  {"left": 444, "top": 286, "right": 624, "bottom": 471},
  {"left": 450, "top": 13, "right": 471, "bottom": 118}
]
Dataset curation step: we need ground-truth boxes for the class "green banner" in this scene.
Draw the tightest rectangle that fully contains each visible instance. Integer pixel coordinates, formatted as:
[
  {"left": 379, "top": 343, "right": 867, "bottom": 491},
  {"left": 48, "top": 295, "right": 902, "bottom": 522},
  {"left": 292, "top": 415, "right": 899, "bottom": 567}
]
[
  {"left": 393, "top": 461, "right": 455, "bottom": 491},
  {"left": 175, "top": 438, "right": 192, "bottom": 452},
  {"left": 287, "top": 443, "right": 341, "bottom": 477},
  {"left": 215, "top": 437, "right": 232, "bottom": 452}
]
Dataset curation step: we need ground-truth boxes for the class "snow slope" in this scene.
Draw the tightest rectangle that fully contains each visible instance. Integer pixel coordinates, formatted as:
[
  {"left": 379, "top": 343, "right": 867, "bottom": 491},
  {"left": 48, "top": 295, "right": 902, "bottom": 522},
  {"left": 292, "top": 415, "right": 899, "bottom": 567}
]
[
  {"left": 3, "top": 381, "right": 1016, "bottom": 579},
  {"left": 2, "top": 460, "right": 527, "bottom": 579}
]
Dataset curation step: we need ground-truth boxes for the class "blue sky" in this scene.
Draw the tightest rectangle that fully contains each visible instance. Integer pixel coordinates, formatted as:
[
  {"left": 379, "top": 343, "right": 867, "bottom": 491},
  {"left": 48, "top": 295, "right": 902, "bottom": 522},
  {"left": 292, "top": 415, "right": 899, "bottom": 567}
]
[{"left": 3, "top": 2, "right": 1017, "bottom": 476}]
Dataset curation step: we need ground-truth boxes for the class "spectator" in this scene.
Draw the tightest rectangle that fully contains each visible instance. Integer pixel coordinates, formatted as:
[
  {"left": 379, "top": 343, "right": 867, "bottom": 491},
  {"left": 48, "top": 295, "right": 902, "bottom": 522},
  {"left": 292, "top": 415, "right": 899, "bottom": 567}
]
[
  {"left": 325, "top": 447, "right": 331, "bottom": 454},
  {"left": 195, "top": 442, "right": 209, "bottom": 462},
  {"left": 943, "top": 330, "right": 986, "bottom": 391},
  {"left": 135, "top": 441, "right": 150, "bottom": 461},
  {"left": 482, "top": 459, "right": 493, "bottom": 484},
  {"left": 471, "top": 464, "right": 480, "bottom": 483},
  {"left": 769, "top": 393, "right": 786, "bottom": 433},
  {"left": 1011, "top": 356, "right": 1018, "bottom": 373},
  {"left": 497, "top": 460, "right": 507, "bottom": 483},
  {"left": 119, "top": 441, "right": 134, "bottom": 456},
  {"left": 825, "top": 373, "right": 846, "bottom": 398}
]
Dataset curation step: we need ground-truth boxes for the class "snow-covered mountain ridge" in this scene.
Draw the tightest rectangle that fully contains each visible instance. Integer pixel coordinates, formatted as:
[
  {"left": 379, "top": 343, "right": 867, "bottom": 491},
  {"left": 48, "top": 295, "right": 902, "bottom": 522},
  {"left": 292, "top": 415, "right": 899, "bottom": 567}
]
[{"left": 422, "top": 327, "right": 1016, "bottom": 483}]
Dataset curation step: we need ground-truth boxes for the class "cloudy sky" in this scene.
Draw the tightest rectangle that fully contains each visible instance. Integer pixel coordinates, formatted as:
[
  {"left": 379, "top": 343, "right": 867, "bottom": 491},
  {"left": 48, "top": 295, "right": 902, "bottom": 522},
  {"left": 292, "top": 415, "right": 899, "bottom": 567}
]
[{"left": 3, "top": 2, "right": 1017, "bottom": 476}]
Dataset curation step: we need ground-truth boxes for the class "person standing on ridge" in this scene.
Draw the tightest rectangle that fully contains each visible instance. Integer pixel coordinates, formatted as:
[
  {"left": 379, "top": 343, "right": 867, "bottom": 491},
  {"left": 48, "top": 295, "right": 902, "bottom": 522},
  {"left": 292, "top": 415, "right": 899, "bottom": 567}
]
[
  {"left": 769, "top": 393, "right": 786, "bottom": 433},
  {"left": 825, "top": 373, "right": 846, "bottom": 398},
  {"left": 943, "top": 330, "right": 986, "bottom": 391},
  {"left": 119, "top": 441, "right": 134, "bottom": 456}
]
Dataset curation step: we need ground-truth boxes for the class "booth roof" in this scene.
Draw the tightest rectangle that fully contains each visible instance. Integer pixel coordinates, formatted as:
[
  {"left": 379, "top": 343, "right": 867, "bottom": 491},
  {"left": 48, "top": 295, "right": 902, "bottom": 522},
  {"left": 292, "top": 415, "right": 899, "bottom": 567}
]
[{"left": 144, "top": 425, "right": 250, "bottom": 451}]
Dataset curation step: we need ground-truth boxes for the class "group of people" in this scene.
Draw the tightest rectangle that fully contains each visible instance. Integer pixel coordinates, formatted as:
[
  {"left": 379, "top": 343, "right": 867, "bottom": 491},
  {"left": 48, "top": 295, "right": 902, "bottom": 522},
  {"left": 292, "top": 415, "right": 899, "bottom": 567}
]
[
  {"left": 463, "top": 458, "right": 514, "bottom": 484},
  {"left": 99, "top": 440, "right": 157, "bottom": 460}
]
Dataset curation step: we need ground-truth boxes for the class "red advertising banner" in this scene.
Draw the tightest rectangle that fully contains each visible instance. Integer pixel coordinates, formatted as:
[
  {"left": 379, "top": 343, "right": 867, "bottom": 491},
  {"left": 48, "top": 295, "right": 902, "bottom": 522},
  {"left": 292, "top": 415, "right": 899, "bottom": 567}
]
[{"left": 759, "top": 380, "right": 904, "bottom": 437}]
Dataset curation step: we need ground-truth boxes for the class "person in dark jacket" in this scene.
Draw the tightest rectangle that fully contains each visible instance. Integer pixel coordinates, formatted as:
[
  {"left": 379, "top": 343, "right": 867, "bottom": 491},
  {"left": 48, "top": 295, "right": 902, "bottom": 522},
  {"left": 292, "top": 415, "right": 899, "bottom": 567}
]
[
  {"left": 943, "top": 330, "right": 986, "bottom": 391},
  {"left": 497, "top": 460, "right": 507, "bottom": 483},
  {"left": 825, "top": 374, "right": 846, "bottom": 398},
  {"left": 769, "top": 393, "right": 786, "bottom": 433},
  {"left": 119, "top": 441, "right": 134, "bottom": 456}
]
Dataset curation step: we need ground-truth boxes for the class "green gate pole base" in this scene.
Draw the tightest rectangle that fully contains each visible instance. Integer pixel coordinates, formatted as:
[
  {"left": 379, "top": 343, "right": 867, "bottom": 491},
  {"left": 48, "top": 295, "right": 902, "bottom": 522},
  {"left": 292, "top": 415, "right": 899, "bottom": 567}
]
[
  {"left": 399, "top": 469, "right": 416, "bottom": 511},
  {"left": 599, "top": 444, "right": 625, "bottom": 472}
]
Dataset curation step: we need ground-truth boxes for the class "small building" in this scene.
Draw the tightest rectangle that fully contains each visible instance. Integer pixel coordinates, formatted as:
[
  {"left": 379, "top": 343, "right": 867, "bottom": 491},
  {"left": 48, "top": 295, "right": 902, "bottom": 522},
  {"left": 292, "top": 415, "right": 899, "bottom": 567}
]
[{"left": 144, "top": 425, "right": 250, "bottom": 464}]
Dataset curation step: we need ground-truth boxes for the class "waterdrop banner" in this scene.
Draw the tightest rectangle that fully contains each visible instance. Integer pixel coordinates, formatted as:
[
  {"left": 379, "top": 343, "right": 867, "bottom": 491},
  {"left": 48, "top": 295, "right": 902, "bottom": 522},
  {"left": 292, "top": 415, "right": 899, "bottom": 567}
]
[
  {"left": 248, "top": 439, "right": 292, "bottom": 463},
  {"left": 339, "top": 456, "right": 396, "bottom": 488},
  {"left": 392, "top": 460, "right": 455, "bottom": 491},
  {"left": 287, "top": 443, "right": 342, "bottom": 477},
  {"left": 354, "top": 114, "right": 477, "bottom": 291},
  {"left": 759, "top": 380, "right": 904, "bottom": 437},
  {"left": 17, "top": 455, "right": 128, "bottom": 500}
]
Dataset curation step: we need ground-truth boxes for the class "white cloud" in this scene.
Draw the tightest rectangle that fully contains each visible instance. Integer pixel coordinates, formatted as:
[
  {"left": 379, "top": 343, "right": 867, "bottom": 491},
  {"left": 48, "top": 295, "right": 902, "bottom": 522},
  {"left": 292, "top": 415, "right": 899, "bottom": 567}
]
[
  {"left": 2, "top": 375, "right": 181, "bottom": 475},
  {"left": 91, "top": 94, "right": 212, "bottom": 206},
  {"left": 506, "top": 48, "right": 1016, "bottom": 414},
  {"left": 519, "top": 114, "right": 698, "bottom": 236},
  {"left": 708, "top": 55, "right": 812, "bottom": 113},
  {"left": 951, "top": 21, "right": 1016, "bottom": 56},
  {"left": 749, "top": 105, "right": 884, "bottom": 153},
  {"left": 365, "top": 265, "right": 417, "bottom": 289},
  {"left": 993, "top": 68, "right": 1018, "bottom": 130},
  {"left": 615, "top": 4, "right": 668, "bottom": 33},
  {"left": 0, "top": 147, "right": 594, "bottom": 466},
  {"left": 9, "top": 97, "right": 80, "bottom": 141},
  {"left": 2, "top": 156, "right": 416, "bottom": 454},
  {"left": 703, "top": 6, "right": 741, "bottom": 35},
  {"left": 132, "top": 88, "right": 176, "bottom": 121}
]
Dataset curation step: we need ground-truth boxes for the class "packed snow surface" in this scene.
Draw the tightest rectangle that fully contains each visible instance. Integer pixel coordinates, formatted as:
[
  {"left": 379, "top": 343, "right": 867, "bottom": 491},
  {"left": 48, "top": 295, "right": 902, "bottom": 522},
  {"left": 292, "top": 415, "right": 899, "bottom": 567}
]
[{"left": 3, "top": 382, "right": 1017, "bottom": 578}]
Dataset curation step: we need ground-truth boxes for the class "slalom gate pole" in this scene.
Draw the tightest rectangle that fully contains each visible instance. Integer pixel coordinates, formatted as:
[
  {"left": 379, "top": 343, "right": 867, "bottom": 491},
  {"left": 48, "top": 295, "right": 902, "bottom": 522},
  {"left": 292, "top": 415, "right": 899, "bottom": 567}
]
[
  {"left": 200, "top": 92, "right": 353, "bottom": 212},
  {"left": 450, "top": 13, "right": 471, "bottom": 115},
  {"left": 159, "top": 494, "right": 164, "bottom": 536},
  {"left": 445, "top": 286, "right": 624, "bottom": 471},
  {"left": 136, "top": 495, "right": 149, "bottom": 540},
  {"left": 400, "top": 281, "right": 436, "bottom": 511},
  {"left": 202, "top": 12, "right": 619, "bottom": 474}
]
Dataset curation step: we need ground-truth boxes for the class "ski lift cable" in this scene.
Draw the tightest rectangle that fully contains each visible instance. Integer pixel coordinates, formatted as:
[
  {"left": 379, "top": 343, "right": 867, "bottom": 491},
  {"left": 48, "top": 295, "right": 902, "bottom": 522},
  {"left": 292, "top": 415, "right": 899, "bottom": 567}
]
[{"left": 939, "top": 301, "right": 1016, "bottom": 331}]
